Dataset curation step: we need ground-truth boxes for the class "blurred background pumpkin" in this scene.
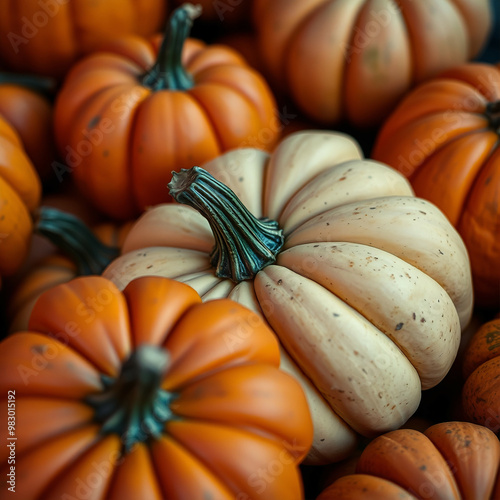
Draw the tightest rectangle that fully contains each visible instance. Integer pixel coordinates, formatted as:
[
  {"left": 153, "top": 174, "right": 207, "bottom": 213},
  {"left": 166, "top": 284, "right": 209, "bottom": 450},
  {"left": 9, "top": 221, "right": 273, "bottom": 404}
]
[
  {"left": 0, "top": 0, "right": 168, "bottom": 80},
  {"left": 251, "top": 0, "right": 493, "bottom": 128}
]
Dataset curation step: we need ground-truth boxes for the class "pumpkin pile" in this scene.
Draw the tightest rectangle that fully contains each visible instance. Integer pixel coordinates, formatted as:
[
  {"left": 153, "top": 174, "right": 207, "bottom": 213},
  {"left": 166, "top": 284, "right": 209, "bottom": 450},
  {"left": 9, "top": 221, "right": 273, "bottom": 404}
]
[{"left": 0, "top": 2, "right": 498, "bottom": 499}]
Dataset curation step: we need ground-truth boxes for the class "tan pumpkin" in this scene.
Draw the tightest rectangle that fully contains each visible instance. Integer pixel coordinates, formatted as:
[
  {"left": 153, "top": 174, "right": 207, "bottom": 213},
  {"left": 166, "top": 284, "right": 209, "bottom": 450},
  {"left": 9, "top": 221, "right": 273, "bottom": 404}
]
[
  {"left": 252, "top": 0, "right": 492, "bottom": 127},
  {"left": 103, "top": 131, "right": 473, "bottom": 464}
]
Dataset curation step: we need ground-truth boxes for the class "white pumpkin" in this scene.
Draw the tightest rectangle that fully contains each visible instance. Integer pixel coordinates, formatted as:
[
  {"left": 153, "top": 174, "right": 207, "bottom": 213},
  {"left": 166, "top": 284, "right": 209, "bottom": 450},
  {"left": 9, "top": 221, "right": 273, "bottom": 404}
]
[{"left": 103, "top": 131, "right": 473, "bottom": 464}]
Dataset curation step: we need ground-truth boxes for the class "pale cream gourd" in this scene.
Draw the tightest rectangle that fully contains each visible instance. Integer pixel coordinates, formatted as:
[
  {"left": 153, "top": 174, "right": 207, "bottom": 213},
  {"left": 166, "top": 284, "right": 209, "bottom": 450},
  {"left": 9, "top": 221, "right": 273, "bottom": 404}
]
[{"left": 103, "top": 131, "right": 473, "bottom": 465}]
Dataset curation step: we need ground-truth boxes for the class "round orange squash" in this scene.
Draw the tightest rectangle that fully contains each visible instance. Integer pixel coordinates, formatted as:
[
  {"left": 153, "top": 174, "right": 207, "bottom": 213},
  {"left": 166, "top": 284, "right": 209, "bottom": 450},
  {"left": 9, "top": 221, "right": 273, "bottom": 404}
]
[
  {"left": 0, "top": 114, "right": 41, "bottom": 289},
  {"left": 0, "top": 274, "right": 313, "bottom": 499},
  {"left": 462, "top": 315, "right": 500, "bottom": 434},
  {"left": 372, "top": 62, "right": 500, "bottom": 309},
  {"left": 0, "top": 0, "right": 167, "bottom": 79},
  {"left": 53, "top": 3, "right": 279, "bottom": 220},
  {"left": 0, "top": 73, "right": 56, "bottom": 182},
  {"left": 317, "top": 421, "right": 500, "bottom": 499},
  {"left": 252, "top": 0, "right": 492, "bottom": 127}
]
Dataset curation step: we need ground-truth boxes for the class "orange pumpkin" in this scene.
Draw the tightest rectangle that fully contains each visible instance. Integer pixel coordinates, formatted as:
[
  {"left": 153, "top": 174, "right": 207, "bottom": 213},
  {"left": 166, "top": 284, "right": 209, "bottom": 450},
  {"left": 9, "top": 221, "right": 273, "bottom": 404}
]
[
  {"left": 462, "top": 315, "right": 500, "bottom": 434},
  {"left": 53, "top": 3, "right": 279, "bottom": 220},
  {"left": 0, "top": 73, "right": 57, "bottom": 182},
  {"left": 252, "top": 0, "right": 492, "bottom": 127},
  {"left": 372, "top": 62, "right": 500, "bottom": 309},
  {"left": 0, "top": 0, "right": 167, "bottom": 79},
  {"left": 0, "top": 275, "right": 313, "bottom": 499},
  {"left": 7, "top": 207, "right": 133, "bottom": 333},
  {"left": 0, "top": 114, "right": 41, "bottom": 288},
  {"left": 317, "top": 421, "right": 500, "bottom": 499}
]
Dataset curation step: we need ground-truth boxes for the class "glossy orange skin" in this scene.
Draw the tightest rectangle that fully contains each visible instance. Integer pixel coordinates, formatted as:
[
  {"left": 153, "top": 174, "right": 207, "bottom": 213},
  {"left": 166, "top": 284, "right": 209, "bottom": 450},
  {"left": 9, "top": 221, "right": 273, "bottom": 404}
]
[
  {"left": 0, "top": 275, "right": 313, "bottom": 499},
  {"left": 53, "top": 31, "right": 279, "bottom": 221},
  {"left": 0, "top": 115, "right": 41, "bottom": 287},
  {"left": 0, "top": 82, "right": 56, "bottom": 181},
  {"left": 0, "top": 1, "right": 168, "bottom": 79},
  {"left": 252, "top": 0, "right": 492, "bottom": 127},
  {"left": 462, "top": 317, "right": 500, "bottom": 434},
  {"left": 317, "top": 421, "right": 500, "bottom": 500},
  {"left": 7, "top": 220, "right": 133, "bottom": 333},
  {"left": 372, "top": 62, "right": 500, "bottom": 309}
]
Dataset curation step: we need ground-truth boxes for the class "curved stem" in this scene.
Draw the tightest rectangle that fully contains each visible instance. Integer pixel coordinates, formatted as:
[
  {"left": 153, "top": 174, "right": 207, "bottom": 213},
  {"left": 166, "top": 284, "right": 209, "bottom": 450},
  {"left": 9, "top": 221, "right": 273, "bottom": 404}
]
[
  {"left": 34, "top": 206, "right": 120, "bottom": 275},
  {"left": 486, "top": 100, "right": 500, "bottom": 133},
  {"left": 86, "top": 345, "right": 175, "bottom": 452},
  {"left": 168, "top": 167, "right": 284, "bottom": 282},
  {"left": 142, "top": 3, "right": 202, "bottom": 91},
  {"left": 0, "top": 72, "right": 57, "bottom": 99}
]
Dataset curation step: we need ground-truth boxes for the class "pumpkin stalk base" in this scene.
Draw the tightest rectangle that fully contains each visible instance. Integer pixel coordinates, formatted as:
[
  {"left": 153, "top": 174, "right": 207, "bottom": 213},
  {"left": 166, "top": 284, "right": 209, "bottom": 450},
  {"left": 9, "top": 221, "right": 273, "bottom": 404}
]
[
  {"left": 168, "top": 166, "right": 284, "bottom": 282},
  {"left": 86, "top": 345, "right": 175, "bottom": 452},
  {"left": 34, "top": 206, "right": 120, "bottom": 276}
]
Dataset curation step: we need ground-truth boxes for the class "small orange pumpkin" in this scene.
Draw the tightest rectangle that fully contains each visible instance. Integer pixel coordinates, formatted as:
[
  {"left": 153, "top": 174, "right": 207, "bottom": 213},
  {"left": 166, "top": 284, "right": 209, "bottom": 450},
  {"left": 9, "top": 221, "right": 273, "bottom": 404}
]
[
  {"left": 0, "top": 275, "right": 313, "bottom": 499},
  {"left": 0, "top": 0, "right": 168, "bottom": 79},
  {"left": 317, "top": 421, "right": 500, "bottom": 499},
  {"left": 0, "top": 114, "right": 41, "bottom": 288},
  {"left": 462, "top": 315, "right": 500, "bottom": 434},
  {"left": 0, "top": 73, "right": 56, "bottom": 182},
  {"left": 53, "top": 3, "right": 279, "bottom": 220}
]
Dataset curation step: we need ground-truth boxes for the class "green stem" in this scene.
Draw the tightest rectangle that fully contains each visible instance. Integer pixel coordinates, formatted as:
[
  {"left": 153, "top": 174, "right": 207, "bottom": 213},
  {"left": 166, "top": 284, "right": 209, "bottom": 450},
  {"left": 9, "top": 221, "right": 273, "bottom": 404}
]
[
  {"left": 34, "top": 206, "right": 120, "bottom": 275},
  {"left": 86, "top": 345, "right": 175, "bottom": 452},
  {"left": 168, "top": 166, "right": 284, "bottom": 282},
  {"left": 486, "top": 100, "right": 500, "bottom": 133},
  {"left": 0, "top": 72, "right": 57, "bottom": 98},
  {"left": 142, "top": 3, "right": 202, "bottom": 91}
]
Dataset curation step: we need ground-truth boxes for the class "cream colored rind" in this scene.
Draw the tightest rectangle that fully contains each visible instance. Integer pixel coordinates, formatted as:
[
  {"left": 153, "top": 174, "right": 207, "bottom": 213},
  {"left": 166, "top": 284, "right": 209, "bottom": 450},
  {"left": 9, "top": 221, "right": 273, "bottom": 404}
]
[
  {"left": 277, "top": 242, "right": 461, "bottom": 389},
  {"left": 284, "top": 196, "right": 473, "bottom": 329},
  {"left": 255, "top": 265, "right": 422, "bottom": 437}
]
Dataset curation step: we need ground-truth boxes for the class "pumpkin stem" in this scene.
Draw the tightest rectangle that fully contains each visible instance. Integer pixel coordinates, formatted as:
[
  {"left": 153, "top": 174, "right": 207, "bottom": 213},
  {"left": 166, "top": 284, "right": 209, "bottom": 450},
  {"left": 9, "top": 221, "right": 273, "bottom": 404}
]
[
  {"left": 0, "top": 72, "right": 57, "bottom": 99},
  {"left": 142, "top": 3, "right": 202, "bottom": 91},
  {"left": 34, "top": 206, "right": 120, "bottom": 275},
  {"left": 486, "top": 100, "right": 500, "bottom": 132},
  {"left": 168, "top": 166, "right": 284, "bottom": 282},
  {"left": 86, "top": 345, "right": 175, "bottom": 452}
]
